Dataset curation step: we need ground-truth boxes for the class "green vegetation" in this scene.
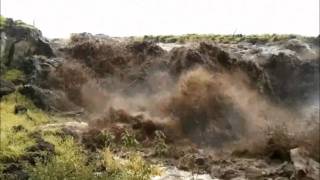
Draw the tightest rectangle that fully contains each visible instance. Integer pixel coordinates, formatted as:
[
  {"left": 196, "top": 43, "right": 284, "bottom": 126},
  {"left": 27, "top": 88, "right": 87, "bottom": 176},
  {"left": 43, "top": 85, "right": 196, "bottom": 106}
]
[
  {"left": 141, "top": 34, "right": 301, "bottom": 44},
  {"left": 121, "top": 130, "right": 139, "bottom": 148},
  {"left": 3, "top": 69, "right": 25, "bottom": 82},
  {"left": 0, "top": 16, "right": 36, "bottom": 30},
  {"left": 0, "top": 93, "right": 94, "bottom": 179},
  {"left": 0, "top": 92, "right": 50, "bottom": 162},
  {"left": 0, "top": 92, "right": 162, "bottom": 179},
  {"left": 0, "top": 16, "right": 6, "bottom": 27},
  {"left": 154, "top": 130, "right": 169, "bottom": 157},
  {"left": 26, "top": 135, "right": 161, "bottom": 180},
  {"left": 26, "top": 136, "right": 95, "bottom": 180},
  {"left": 101, "top": 130, "right": 116, "bottom": 148}
]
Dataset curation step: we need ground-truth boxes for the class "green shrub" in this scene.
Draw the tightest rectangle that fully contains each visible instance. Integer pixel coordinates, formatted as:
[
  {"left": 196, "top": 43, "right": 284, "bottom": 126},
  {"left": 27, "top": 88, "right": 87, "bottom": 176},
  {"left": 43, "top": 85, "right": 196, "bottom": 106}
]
[
  {"left": 121, "top": 130, "right": 139, "bottom": 148},
  {"left": 154, "top": 130, "right": 169, "bottom": 157},
  {"left": 93, "top": 130, "right": 116, "bottom": 148}
]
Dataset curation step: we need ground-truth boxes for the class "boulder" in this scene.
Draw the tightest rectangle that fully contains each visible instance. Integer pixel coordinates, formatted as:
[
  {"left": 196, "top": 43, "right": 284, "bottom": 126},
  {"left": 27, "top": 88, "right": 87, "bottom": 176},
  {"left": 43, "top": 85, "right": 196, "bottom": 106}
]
[
  {"left": 0, "top": 17, "right": 54, "bottom": 70},
  {"left": 290, "top": 148, "right": 320, "bottom": 180},
  {"left": 11, "top": 125, "right": 26, "bottom": 132},
  {"left": 0, "top": 79, "right": 15, "bottom": 97},
  {"left": 18, "top": 85, "right": 81, "bottom": 111},
  {"left": 2, "top": 163, "right": 29, "bottom": 180},
  {"left": 16, "top": 55, "right": 62, "bottom": 86},
  {"left": 23, "top": 133, "right": 56, "bottom": 165},
  {"left": 14, "top": 104, "right": 27, "bottom": 114}
]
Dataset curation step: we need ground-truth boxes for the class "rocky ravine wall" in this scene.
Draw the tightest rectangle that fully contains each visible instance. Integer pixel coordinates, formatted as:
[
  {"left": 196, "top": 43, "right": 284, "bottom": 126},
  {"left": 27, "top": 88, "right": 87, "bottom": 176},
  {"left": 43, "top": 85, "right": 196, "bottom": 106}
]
[{"left": 1, "top": 19, "right": 319, "bottom": 147}]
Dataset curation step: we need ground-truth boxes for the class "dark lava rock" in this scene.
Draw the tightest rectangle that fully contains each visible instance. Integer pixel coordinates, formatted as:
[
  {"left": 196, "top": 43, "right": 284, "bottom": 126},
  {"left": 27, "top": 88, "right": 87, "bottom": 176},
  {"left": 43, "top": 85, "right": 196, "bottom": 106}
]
[
  {"left": 26, "top": 139, "right": 55, "bottom": 153},
  {"left": 1, "top": 18, "right": 54, "bottom": 61},
  {"left": 0, "top": 79, "right": 15, "bottom": 97},
  {"left": 14, "top": 105, "right": 27, "bottom": 114},
  {"left": 18, "top": 85, "right": 80, "bottom": 111},
  {"left": 59, "top": 127, "right": 81, "bottom": 140},
  {"left": 81, "top": 129, "right": 110, "bottom": 151},
  {"left": 133, "top": 120, "right": 160, "bottom": 137},
  {"left": 16, "top": 56, "right": 62, "bottom": 86},
  {"left": 11, "top": 125, "right": 26, "bottom": 132},
  {"left": 195, "top": 156, "right": 206, "bottom": 166},
  {"left": 18, "top": 85, "right": 54, "bottom": 110},
  {"left": 2, "top": 163, "right": 29, "bottom": 180},
  {"left": 22, "top": 134, "right": 55, "bottom": 165},
  {"left": 178, "top": 153, "right": 211, "bottom": 173},
  {"left": 26, "top": 132, "right": 55, "bottom": 154}
]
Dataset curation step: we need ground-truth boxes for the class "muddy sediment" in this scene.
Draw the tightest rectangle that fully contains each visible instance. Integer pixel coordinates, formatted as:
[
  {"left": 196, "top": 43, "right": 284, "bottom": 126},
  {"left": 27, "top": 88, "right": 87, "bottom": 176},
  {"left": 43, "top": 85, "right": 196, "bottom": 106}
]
[{"left": 47, "top": 33, "right": 319, "bottom": 146}]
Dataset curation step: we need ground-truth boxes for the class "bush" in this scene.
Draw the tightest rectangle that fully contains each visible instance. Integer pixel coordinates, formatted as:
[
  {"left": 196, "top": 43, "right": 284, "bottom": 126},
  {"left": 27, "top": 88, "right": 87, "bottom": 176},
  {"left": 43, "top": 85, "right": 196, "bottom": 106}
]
[
  {"left": 121, "top": 130, "right": 139, "bottom": 148},
  {"left": 154, "top": 130, "right": 169, "bottom": 156}
]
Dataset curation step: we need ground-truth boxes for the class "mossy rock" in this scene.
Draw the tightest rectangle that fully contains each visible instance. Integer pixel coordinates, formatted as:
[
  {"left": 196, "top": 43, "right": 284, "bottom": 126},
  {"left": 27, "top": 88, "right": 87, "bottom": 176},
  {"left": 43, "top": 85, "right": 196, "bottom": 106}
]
[{"left": 3, "top": 69, "right": 25, "bottom": 84}]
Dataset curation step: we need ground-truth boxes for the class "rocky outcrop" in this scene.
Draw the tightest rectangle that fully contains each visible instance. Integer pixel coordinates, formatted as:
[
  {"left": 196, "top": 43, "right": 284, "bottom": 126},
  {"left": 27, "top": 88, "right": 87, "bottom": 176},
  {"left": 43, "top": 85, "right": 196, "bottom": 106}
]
[
  {"left": 261, "top": 53, "right": 319, "bottom": 106},
  {"left": 18, "top": 85, "right": 81, "bottom": 112},
  {"left": 16, "top": 55, "right": 62, "bottom": 86},
  {"left": 0, "top": 17, "right": 54, "bottom": 78}
]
